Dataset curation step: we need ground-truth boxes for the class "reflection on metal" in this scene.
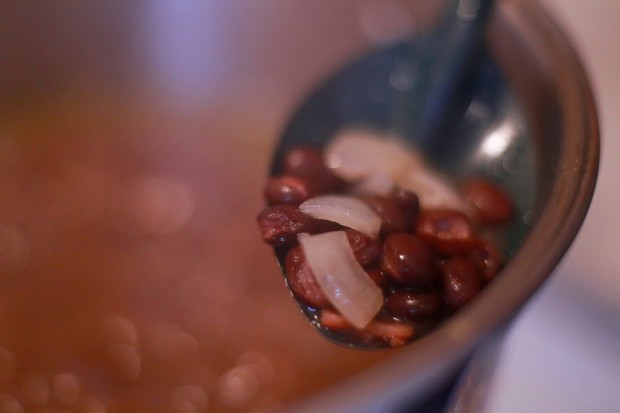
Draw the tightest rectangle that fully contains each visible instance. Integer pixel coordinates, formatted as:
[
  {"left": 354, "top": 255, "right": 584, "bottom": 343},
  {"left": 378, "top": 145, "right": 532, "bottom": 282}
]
[
  {"left": 465, "top": 100, "right": 492, "bottom": 123},
  {"left": 479, "top": 120, "right": 516, "bottom": 159},
  {"left": 390, "top": 63, "right": 417, "bottom": 92},
  {"left": 458, "top": 0, "right": 482, "bottom": 21}
]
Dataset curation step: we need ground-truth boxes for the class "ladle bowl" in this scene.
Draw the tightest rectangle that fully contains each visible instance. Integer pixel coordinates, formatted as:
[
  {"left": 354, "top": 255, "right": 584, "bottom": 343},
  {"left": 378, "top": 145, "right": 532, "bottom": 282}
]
[
  {"left": 283, "top": 0, "right": 598, "bottom": 410},
  {"left": 270, "top": 0, "right": 535, "bottom": 349}
]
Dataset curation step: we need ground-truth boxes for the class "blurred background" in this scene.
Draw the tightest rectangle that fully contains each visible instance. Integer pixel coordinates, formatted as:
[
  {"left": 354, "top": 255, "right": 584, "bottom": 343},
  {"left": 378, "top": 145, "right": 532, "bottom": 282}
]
[{"left": 0, "top": 0, "right": 617, "bottom": 412}]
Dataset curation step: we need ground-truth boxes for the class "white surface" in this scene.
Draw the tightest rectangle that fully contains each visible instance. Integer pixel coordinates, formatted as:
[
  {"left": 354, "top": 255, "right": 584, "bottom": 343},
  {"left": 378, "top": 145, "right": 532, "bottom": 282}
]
[{"left": 483, "top": 1, "right": 620, "bottom": 412}]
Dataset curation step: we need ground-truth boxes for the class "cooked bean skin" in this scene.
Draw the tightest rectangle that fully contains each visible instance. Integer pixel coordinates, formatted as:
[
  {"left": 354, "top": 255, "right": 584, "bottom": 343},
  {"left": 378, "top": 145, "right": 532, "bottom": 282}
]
[
  {"left": 257, "top": 205, "right": 317, "bottom": 247},
  {"left": 392, "top": 188, "right": 420, "bottom": 224},
  {"left": 315, "top": 220, "right": 345, "bottom": 233},
  {"left": 366, "top": 267, "right": 388, "bottom": 289},
  {"left": 380, "top": 234, "right": 439, "bottom": 287},
  {"left": 344, "top": 229, "right": 381, "bottom": 267},
  {"left": 468, "top": 240, "right": 504, "bottom": 282},
  {"left": 462, "top": 179, "right": 514, "bottom": 225},
  {"left": 385, "top": 291, "right": 444, "bottom": 320},
  {"left": 264, "top": 175, "right": 314, "bottom": 206},
  {"left": 281, "top": 147, "right": 346, "bottom": 194},
  {"left": 441, "top": 257, "right": 483, "bottom": 310},
  {"left": 364, "top": 196, "right": 407, "bottom": 235},
  {"left": 281, "top": 146, "right": 323, "bottom": 176},
  {"left": 285, "top": 246, "right": 330, "bottom": 308},
  {"left": 416, "top": 210, "right": 476, "bottom": 256}
]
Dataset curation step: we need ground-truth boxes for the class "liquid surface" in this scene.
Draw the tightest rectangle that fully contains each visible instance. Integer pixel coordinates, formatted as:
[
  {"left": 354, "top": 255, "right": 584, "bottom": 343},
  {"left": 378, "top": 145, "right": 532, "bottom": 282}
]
[{"left": 0, "top": 96, "right": 393, "bottom": 413}]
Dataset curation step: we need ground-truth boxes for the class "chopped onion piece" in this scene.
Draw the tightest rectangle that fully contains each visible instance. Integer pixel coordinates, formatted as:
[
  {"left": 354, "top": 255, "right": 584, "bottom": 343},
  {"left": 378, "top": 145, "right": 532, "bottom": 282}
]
[
  {"left": 319, "top": 309, "right": 415, "bottom": 347},
  {"left": 398, "top": 168, "right": 469, "bottom": 214},
  {"left": 351, "top": 173, "right": 395, "bottom": 197},
  {"left": 365, "top": 320, "right": 415, "bottom": 348},
  {"left": 319, "top": 309, "right": 351, "bottom": 331},
  {"left": 325, "top": 129, "right": 422, "bottom": 181},
  {"left": 299, "top": 195, "right": 381, "bottom": 239},
  {"left": 298, "top": 232, "right": 383, "bottom": 329}
]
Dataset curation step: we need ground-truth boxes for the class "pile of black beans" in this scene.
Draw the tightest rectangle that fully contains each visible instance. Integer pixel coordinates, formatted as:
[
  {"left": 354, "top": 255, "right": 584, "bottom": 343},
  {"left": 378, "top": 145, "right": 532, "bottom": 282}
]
[{"left": 258, "top": 146, "right": 514, "bottom": 347}]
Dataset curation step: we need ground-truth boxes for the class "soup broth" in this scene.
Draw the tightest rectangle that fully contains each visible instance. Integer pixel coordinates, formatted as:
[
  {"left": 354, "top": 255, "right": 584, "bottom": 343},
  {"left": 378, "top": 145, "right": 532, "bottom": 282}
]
[{"left": 0, "top": 96, "right": 393, "bottom": 412}]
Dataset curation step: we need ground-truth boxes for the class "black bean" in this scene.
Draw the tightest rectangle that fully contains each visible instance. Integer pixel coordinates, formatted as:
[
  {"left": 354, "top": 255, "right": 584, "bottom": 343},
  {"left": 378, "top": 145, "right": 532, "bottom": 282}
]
[
  {"left": 380, "top": 234, "right": 439, "bottom": 287},
  {"left": 385, "top": 290, "right": 444, "bottom": 320},
  {"left": 264, "top": 175, "right": 314, "bottom": 206},
  {"left": 364, "top": 196, "right": 406, "bottom": 235},
  {"left": 366, "top": 267, "right": 388, "bottom": 289},
  {"left": 392, "top": 188, "right": 420, "bottom": 225},
  {"left": 257, "top": 205, "right": 317, "bottom": 247},
  {"left": 416, "top": 210, "right": 476, "bottom": 256},
  {"left": 462, "top": 179, "right": 514, "bottom": 225},
  {"left": 281, "top": 147, "right": 346, "bottom": 194},
  {"left": 441, "top": 256, "right": 483, "bottom": 310},
  {"left": 345, "top": 229, "right": 381, "bottom": 267},
  {"left": 285, "top": 246, "right": 330, "bottom": 308},
  {"left": 468, "top": 240, "right": 504, "bottom": 282}
]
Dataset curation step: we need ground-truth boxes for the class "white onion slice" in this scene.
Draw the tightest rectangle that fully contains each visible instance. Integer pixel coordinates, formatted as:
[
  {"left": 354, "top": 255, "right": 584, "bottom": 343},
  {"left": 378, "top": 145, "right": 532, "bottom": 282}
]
[
  {"left": 351, "top": 173, "right": 395, "bottom": 197},
  {"left": 398, "top": 167, "right": 469, "bottom": 213},
  {"left": 324, "top": 128, "right": 422, "bottom": 181},
  {"left": 299, "top": 195, "right": 381, "bottom": 239},
  {"left": 298, "top": 232, "right": 383, "bottom": 329}
]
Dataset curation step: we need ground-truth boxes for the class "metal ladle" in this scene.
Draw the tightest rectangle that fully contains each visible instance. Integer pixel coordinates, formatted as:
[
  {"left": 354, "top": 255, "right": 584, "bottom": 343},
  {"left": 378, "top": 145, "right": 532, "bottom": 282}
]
[{"left": 267, "top": 0, "right": 539, "bottom": 349}]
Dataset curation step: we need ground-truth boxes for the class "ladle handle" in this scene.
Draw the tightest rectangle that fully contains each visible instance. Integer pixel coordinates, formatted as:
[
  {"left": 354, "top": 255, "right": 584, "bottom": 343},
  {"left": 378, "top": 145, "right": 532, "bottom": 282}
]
[{"left": 395, "top": 0, "right": 498, "bottom": 153}]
